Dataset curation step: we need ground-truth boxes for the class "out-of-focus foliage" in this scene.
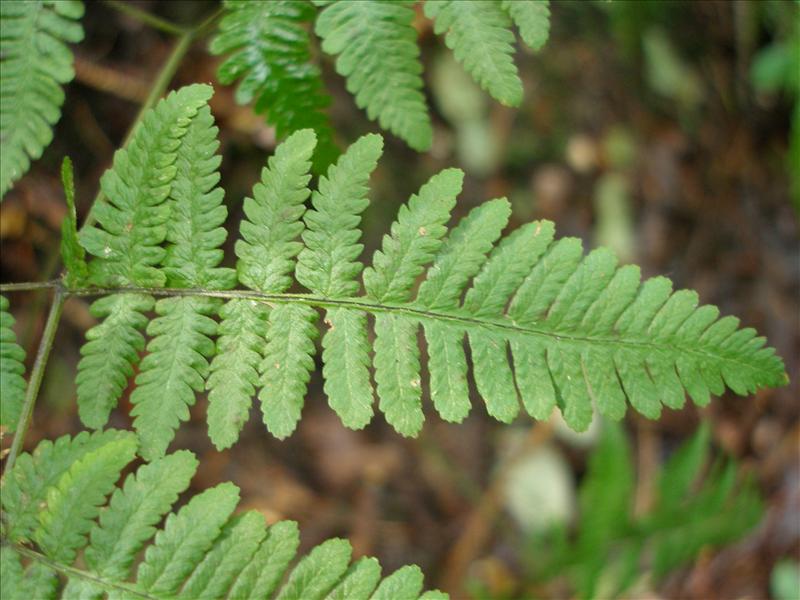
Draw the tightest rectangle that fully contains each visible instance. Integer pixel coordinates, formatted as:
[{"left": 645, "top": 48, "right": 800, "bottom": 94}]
[
  {"left": 523, "top": 422, "right": 763, "bottom": 599},
  {"left": 750, "top": 0, "right": 800, "bottom": 212}
]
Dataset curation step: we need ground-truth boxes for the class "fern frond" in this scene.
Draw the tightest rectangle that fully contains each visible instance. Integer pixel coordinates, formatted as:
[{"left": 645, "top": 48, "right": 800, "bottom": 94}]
[
  {"left": 76, "top": 293, "right": 153, "bottom": 429},
  {"left": 210, "top": 0, "right": 337, "bottom": 170},
  {"left": 501, "top": 0, "right": 551, "bottom": 52},
  {"left": 74, "top": 121, "right": 787, "bottom": 449},
  {"left": 1, "top": 434, "right": 448, "bottom": 600},
  {"left": 314, "top": 0, "right": 432, "bottom": 151},
  {"left": 424, "top": 0, "right": 523, "bottom": 106},
  {"left": 0, "top": 0, "right": 84, "bottom": 198},
  {"left": 0, "top": 295, "right": 26, "bottom": 431},
  {"left": 79, "top": 84, "right": 213, "bottom": 288}
]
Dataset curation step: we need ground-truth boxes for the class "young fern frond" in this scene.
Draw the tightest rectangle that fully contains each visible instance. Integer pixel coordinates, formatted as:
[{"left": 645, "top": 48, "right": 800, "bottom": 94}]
[
  {"left": 71, "top": 89, "right": 786, "bottom": 456},
  {"left": 209, "top": 0, "right": 337, "bottom": 171},
  {"left": 313, "top": 0, "right": 432, "bottom": 151},
  {"left": 0, "top": 295, "right": 26, "bottom": 431},
  {"left": 0, "top": 0, "right": 84, "bottom": 198},
  {"left": 1, "top": 433, "right": 447, "bottom": 600}
]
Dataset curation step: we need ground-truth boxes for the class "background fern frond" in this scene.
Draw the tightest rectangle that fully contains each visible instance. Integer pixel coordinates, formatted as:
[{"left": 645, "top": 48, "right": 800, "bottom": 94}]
[
  {"left": 501, "top": 0, "right": 551, "bottom": 52},
  {"left": 1, "top": 433, "right": 448, "bottom": 600},
  {"left": 424, "top": 0, "right": 523, "bottom": 106},
  {"left": 535, "top": 422, "right": 763, "bottom": 599},
  {"left": 0, "top": 0, "right": 84, "bottom": 198},
  {"left": 314, "top": 0, "right": 432, "bottom": 151},
  {"left": 210, "top": 0, "right": 337, "bottom": 171},
  {"left": 0, "top": 295, "right": 26, "bottom": 431}
]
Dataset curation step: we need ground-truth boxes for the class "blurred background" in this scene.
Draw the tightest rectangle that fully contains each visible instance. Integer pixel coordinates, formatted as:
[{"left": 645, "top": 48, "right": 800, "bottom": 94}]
[{"left": 1, "top": 1, "right": 798, "bottom": 598}]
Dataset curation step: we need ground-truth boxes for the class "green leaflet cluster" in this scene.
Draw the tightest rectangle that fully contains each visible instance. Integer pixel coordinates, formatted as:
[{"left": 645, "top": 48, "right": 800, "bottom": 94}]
[
  {"left": 209, "top": 0, "right": 338, "bottom": 171},
  {"left": 529, "top": 422, "right": 762, "bottom": 599},
  {"left": 0, "top": 431, "right": 447, "bottom": 600},
  {"left": 211, "top": 0, "right": 551, "bottom": 155},
  {"left": 0, "top": 0, "right": 84, "bottom": 199},
  {"left": 0, "top": 295, "right": 27, "bottom": 431},
  {"left": 72, "top": 87, "right": 786, "bottom": 459}
]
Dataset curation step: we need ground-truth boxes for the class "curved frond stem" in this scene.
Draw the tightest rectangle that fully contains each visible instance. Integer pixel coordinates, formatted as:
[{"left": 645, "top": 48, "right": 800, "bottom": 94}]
[
  {"left": 5, "top": 286, "right": 66, "bottom": 474},
  {"left": 0, "top": 280, "right": 60, "bottom": 292}
]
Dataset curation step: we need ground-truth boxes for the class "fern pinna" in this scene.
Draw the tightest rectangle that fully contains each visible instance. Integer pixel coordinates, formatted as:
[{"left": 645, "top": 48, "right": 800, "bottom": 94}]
[
  {"left": 0, "top": 431, "right": 447, "bottom": 600},
  {"left": 63, "top": 84, "right": 788, "bottom": 460}
]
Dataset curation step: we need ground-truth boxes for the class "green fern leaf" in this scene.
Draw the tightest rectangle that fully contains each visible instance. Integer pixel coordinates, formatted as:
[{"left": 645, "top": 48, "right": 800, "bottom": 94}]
[
  {"left": 372, "top": 565, "right": 424, "bottom": 600},
  {"left": 2, "top": 429, "right": 132, "bottom": 543},
  {"left": 227, "top": 520, "right": 300, "bottom": 599},
  {"left": 131, "top": 296, "right": 219, "bottom": 460},
  {"left": 206, "top": 298, "right": 270, "bottom": 449},
  {"left": 137, "top": 482, "right": 240, "bottom": 596},
  {"left": 1, "top": 435, "right": 447, "bottom": 599},
  {"left": 34, "top": 433, "right": 137, "bottom": 563},
  {"left": 79, "top": 84, "right": 213, "bottom": 287},
  {"left": 59, "top": 157, "right": 88, "bottom": 287},
  {"left": 210, "top": 0, "right": 337, "bottom": 171},
  {"left": 424, "top": 0, "right": 523, "bottom": 106},
  {"left": 315, "top": 0, "right": 432, "bottom": 151},
  {"left": 62, "top": 451, "right": 198, "bottom": 599},
  {"left": 208, "top": 129, "right": 316, "bottom": 448},
  {"left": 0, "top": 295, "right": 26, "bottom": 431},
  {"left": 296, "top": 132, "right": 383, "bottom": 297},
  {"left": 162, "top": 104, "right": 235, "bottom": 290},
  {"left": 72, "top": 121, "right": 787, "bottom": 447},
  {"left": 76, "top": 293, "right": 153, "bottom": 429},
  {"left": 259, "top": 303, "right": 319, "bottom": 438},
  {"left": 325, "top": 557, "right": 381, "bottom": 600},
  {"left": 276, "top": 538, "right": 352, "bottom": 600},
  {"left": 236, "top": 128, "right": 316, "bottom": 293},
  {"left": 0, "top": 0, "right": 84, "bottom": 198},
  {"left": 501, "top": 0, "right": 551, "bottom": 51}
]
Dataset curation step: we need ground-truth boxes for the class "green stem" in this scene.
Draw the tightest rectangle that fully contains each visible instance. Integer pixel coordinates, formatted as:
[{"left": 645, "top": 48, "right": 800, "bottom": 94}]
[
  {"left": 4, "top": 543, "right": 155, "bottom": 599},
  {"left": 4, "top": 287, "right": 66, "bottom": 475},
  {"left": 104, "top": 0, "right": 187, "bottom": 36},
  {"left": 0, "top": 282, "right": 756, "bottom": 366}
]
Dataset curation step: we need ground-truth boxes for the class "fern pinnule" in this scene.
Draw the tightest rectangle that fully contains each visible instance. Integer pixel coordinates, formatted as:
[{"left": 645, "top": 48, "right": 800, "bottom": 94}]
[
  {"left": 0, "top": 295, "right": 26, "bottom": 431},
  {"left": 0, "top": 0, "right": 84, "bottom": 198},
  {"left": 1, "top": 433, "right": 448, "bottom": 599}
]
